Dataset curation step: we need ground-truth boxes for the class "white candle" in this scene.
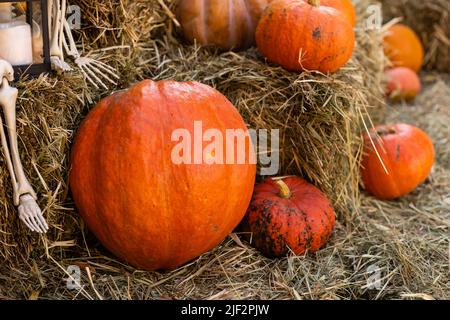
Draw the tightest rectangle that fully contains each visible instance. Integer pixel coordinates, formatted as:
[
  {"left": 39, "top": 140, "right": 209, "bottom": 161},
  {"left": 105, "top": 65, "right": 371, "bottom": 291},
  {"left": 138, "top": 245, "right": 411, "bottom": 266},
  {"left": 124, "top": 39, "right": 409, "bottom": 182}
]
[{"left": 0, "top": 20, "right": 33, "bottom": 66}]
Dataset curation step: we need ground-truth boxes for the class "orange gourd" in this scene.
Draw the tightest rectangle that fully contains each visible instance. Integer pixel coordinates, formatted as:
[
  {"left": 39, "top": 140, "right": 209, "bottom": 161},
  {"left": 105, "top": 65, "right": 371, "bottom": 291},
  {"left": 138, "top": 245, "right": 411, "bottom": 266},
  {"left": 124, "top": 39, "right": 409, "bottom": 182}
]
[
  {"left": 383, "top": 24, "right": 424, "bottom": 73},
  {"left": 256, "top": 0, "right": 355, "bottom": 73},
  {"left": 241, "top": 177, "right": 335, "bottom": 258},
  {"left": 385, "top": 67, "right": 421, "bottom": 102},
  {"left": 177, "top": 0, "right": 273, "bottom": 51},
  {"left": 361, "top": 124, "right": 434, "bottom": 200},
  {"left": 70, "top": 80, "right": 256, "bottom": 271}
]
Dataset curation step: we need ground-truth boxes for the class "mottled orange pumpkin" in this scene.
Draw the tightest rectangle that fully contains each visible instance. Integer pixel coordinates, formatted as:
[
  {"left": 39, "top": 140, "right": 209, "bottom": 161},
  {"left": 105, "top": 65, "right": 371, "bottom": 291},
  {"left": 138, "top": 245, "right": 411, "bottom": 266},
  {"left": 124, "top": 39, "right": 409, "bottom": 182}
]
[
  {"left": 70, "top": 80, "right": 256, "bottom": 271},
  {"left": 383, "top": 24, "right": 424, "bottom": 73},
  {"left": 256, "top": 0, "right": 355, "bottom": 73},
  {"left": 386, "top": 67, "right": 421, "bottom": 102},
  {"left": 241, "top": 177, "right": 335, "bottom": 258},
  {"left": 177, "top": 0, "right": 273, "bottom": 51},
  {"left": 361, "top": 124, "right": 434, "bottom": 200}
]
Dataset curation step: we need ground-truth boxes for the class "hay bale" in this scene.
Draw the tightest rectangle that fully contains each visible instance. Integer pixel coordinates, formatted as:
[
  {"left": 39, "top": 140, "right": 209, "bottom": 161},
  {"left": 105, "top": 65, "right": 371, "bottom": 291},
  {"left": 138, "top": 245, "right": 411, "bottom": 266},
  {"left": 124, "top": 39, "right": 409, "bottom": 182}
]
[
  {"left": 0, "top": 74, "right": 89, "bottom": 264},
  {"left": 380, "top": 0, "right": 450, "bottom": 73},
  {"left": 0, "top": 0, "right": 383, "bottom": 268},
  {"left": 353, "top": 0, "right": 387, "bottom": 123}
]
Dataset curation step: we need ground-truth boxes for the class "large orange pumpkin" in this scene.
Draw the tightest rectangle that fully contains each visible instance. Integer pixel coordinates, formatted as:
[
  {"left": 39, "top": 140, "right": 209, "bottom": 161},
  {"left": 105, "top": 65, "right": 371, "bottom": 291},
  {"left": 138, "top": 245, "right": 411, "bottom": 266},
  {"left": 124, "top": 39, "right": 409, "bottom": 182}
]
[
  {"left": 385, "top": 67, "right": 421, "bottom": 102},
  {"left": 241, "top": 177, "right": 335, "bottom": 258},
  {"left": 70, "top": 80, "right": 257, "bottom": 271},
  {"left": 177, "top": 0, "right": 273, "bottom": 51},
  {"left": 361, "top": 124, "right": 434, "bottom": 200},
  {"left": 256, "top": 0, "right": 355, "bottom": 73},
  {"left": 383, "top": 24, "right": 424, "bottom": 73}
]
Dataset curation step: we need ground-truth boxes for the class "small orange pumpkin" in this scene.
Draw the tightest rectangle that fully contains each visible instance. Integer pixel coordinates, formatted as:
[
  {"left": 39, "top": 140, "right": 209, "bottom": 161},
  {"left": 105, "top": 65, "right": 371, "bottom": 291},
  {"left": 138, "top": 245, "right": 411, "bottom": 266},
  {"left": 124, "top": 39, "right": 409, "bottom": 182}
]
[
  {"left": 70, "top": 80, "right": 257, "bottom": 271},
  {"left": 177, "top": 0, "right": 273, "bottom": 51},
  {"left": 256, "top": 0, "right": 355, "bottom": 73},
  {"left": 385, "top": 67, "right": 421, "bottom": 102},
  {"left": 361, "top": 124, "right": 434, "bottom": 200},
  {"left": 383, "top": 24, "right": 424, "bottom": 73},
  {"left": 241, "top": 177, "right": 335, "bottom": 258}
]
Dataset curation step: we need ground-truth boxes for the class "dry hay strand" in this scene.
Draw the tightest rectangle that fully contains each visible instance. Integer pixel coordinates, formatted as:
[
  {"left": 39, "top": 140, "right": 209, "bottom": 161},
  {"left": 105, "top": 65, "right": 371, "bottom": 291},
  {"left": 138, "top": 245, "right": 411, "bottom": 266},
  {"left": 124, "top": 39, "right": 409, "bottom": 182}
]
[{"left": 380, "top": 0, "right": 450, "bottom": 73}]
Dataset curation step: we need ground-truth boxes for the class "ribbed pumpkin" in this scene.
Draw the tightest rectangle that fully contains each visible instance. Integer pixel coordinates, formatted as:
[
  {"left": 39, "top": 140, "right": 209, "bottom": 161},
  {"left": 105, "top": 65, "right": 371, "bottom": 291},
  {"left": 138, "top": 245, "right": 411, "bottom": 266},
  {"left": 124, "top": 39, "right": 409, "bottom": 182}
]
[
  {"left": 69, "top": 80, "right": 257, "bottom": 271},
  {"left": 383, "top": 24, "right": 424, "bottom": 73},
  {"left": 177, "top": 0, "right": 273, "bottom": 51},
  {"left": 256, "top": 0, "right": 355, "bottom": 73},
  {"left": 361, "top": 124, "right": 434, "bottom": 200},
  {"left": 241, "top": 177, "right": 335, "bottom": 258},
  {"left": 386, "top": 67, "right": 421, "bottom": 102}
]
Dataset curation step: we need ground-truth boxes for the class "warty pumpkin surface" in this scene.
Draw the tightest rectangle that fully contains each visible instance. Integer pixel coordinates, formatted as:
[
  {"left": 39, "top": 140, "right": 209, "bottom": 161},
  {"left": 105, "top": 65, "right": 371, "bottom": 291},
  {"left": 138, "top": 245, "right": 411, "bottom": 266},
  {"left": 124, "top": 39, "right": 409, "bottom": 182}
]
[
  {"left": 69, "top": 80, "right": 257, "bottom": 271},
  {"left": 256, "top": 0, "right": 355, "bottom": 73},
  {"left": 177, "top": 0, "right": 273, "bottom": 51},
  {"left": 241, "top": 177, "right": 335, "bottom": 258},
  {"left": 361, "top": 124, "right": 434, "bottom": 200}
]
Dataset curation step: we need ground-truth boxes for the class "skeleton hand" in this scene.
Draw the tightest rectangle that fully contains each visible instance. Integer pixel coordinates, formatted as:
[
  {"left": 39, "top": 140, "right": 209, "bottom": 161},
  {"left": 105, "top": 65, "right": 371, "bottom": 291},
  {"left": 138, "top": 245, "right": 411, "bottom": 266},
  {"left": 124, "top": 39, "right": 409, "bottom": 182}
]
[
  {"left": 18, "top": 194, "right": 48, "bottom": 233},
  {"left": 62, "top": 21, "right": 119, "bottom": 89}
]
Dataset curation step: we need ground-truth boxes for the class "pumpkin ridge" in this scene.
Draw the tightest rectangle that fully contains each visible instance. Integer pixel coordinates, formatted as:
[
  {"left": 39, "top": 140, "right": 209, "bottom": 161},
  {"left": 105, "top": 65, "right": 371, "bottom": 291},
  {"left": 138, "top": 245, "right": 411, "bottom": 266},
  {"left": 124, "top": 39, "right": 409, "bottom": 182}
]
[
  {"left": 227, "top": 0, "right": 236, "bottom": 49},
  {"left": 90, "top": 91, "right": 128, "bottom": 254},
  {"left": 151, "top": 81, "right": 176, "bottom": 268},
  {"left": 201, "top": 0, "right": 208, "bottom": 44},
  {"left": 241, "top": 0, "right": 255, "bottom": 49}
]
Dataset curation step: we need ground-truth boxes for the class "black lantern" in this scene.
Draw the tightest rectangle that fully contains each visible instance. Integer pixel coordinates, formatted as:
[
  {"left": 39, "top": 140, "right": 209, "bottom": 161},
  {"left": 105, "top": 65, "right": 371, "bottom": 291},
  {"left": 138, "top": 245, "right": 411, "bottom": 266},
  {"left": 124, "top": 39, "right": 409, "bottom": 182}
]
[{"left": 0, "top": 0, "right": 51, "bottom": 79}]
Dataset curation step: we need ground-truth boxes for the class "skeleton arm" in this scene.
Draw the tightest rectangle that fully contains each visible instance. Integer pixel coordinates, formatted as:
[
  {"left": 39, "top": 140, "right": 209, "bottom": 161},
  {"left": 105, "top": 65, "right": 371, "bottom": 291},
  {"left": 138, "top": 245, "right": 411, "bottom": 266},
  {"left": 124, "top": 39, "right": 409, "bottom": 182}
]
[{"left": 0, "top": 59, "right": 48, "bottom": 233}]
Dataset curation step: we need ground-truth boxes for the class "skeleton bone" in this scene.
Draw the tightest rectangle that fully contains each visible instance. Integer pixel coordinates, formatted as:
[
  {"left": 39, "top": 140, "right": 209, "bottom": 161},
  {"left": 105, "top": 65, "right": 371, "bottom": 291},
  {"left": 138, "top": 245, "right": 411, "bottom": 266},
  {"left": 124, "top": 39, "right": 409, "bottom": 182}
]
[
  {"left": 49, "top": 0, "right": 119, "bottom": 88},
  {"left": 0, "top": 59, "right": 48, "bottom": 233},
  {"left": 49, "top": 0, "right": 71, "bottom": 72}
]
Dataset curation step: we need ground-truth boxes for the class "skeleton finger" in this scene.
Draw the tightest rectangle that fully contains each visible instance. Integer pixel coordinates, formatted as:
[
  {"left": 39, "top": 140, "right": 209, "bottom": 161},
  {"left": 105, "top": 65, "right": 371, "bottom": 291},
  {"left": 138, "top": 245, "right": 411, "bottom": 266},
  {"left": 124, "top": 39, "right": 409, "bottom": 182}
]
[
  {"left": 81, "top": 64, "right": 109, "bottom": 90},
  {"left": 31, "top": 216, "right": 45, "bottom": 233},
  {"left": 79, "top": 66, "right": 100, "bottom": 89},
  {"left": 25, "top": 208, "right": 42, "bottom": 232},
  {"left": 38, "top": 212, "right": 49, "bottom": 231},
  {"left": 21, "top": 214, "right": 37, "bottom": 232},
  {"left": 36, "top": 211, "right": 49, "bottom": 232},
  {"left": 84, "top": 62, "right": 118, "bottom": 85},
  {"left": 30, "top": 210, "right": 46, "bottom": 233},
  {"left": 91, "top": 59, "right": 120, "bottom": 78}
]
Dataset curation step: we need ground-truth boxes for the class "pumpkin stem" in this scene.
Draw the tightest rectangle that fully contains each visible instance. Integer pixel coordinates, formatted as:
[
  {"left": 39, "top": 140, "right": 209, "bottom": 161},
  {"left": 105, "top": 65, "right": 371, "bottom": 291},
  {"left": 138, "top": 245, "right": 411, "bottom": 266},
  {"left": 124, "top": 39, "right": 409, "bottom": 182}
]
[
  {"left": 308, "top": 0, "right": 320, "bottom": 7},
  {"left": 274, "top": 179, "right": 292, "bottom": 199}
]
